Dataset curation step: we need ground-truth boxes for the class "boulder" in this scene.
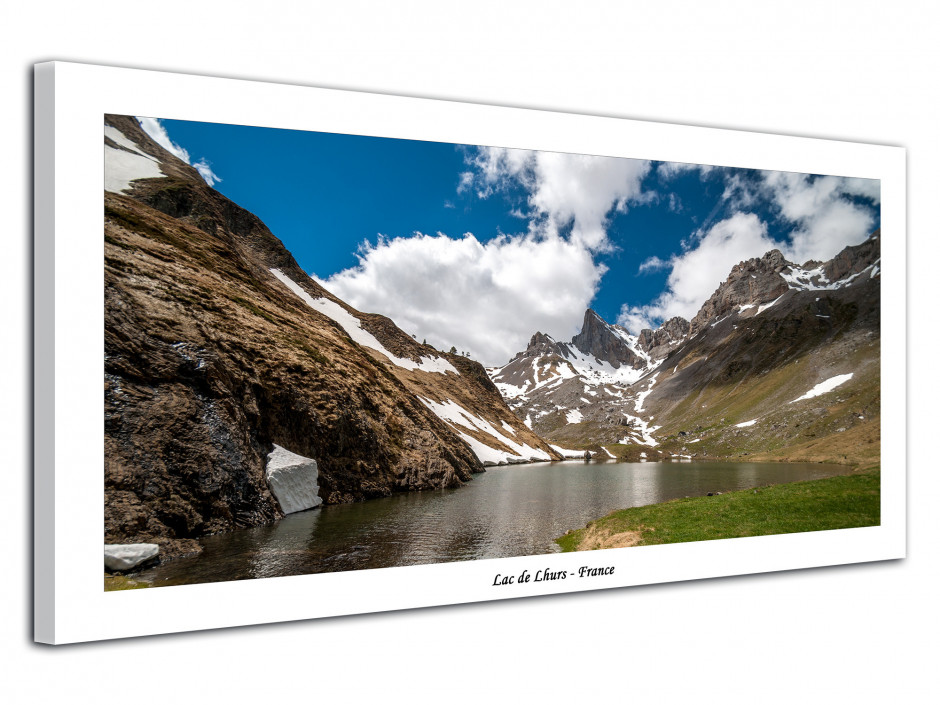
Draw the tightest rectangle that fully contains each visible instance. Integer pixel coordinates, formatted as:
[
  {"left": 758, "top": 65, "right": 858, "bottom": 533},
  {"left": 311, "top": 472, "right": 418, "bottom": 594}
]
[{"left": 104, "top": 543, "right": 160, "bottom": 572}]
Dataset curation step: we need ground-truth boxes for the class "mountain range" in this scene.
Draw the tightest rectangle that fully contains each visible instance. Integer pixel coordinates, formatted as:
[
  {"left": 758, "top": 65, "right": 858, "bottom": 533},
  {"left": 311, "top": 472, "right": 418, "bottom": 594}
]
[
  {"left": 104, "top": 114, "right": 880, "bottom": 557},
  {"left": 490, "top": 231, "right": 880, "bottom": 464}
]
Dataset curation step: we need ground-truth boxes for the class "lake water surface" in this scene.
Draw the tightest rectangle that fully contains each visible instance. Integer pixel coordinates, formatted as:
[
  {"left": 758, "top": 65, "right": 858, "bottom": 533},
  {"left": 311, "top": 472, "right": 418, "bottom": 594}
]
[{"left": 136, "top": 460, "right": 849, "bottom": 587}]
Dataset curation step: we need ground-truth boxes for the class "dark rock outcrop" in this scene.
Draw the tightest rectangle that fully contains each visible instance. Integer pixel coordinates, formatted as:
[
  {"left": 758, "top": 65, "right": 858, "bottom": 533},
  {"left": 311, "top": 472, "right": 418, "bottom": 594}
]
[
  {"left": 520, "top": 331, "right": 569, "bottom": 359},
  {"left": 823, "top": 230, "right": 880, "bottom": 283},
  {"left": 571, "top": 309, "right": 645, "bottom": 369},
  {"left": 637, "top": 316, "right": 690, "bottom": 359}
]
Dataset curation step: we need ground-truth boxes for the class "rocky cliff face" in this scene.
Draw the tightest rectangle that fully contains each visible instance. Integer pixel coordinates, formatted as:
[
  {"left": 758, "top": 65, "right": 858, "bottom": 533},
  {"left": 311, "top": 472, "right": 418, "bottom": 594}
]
[
  {"left": 690, "top": 249, "right": 790, "bottom": 333},
  {"left": 636, "top": 316, "right": 690, "bottom": 359},
  {"left": 104, "top": 115, "right": 560, "bottom": 557},
  {"left": 571, "top": 309, "right": 647, "bottom": 370}
]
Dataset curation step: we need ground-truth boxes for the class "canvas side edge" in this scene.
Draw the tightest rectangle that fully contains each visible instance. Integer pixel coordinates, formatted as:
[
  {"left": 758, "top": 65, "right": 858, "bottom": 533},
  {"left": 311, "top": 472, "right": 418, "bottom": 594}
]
[{"left": 33, "top": 61, "right": 57, "bottom": 645}]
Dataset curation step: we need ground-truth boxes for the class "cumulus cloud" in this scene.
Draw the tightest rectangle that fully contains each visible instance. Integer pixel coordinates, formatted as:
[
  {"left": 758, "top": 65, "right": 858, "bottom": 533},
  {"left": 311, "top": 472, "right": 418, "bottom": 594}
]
[
  {"left": 761, "top": 172, "right": 877, "bottom": 262},
  {"left": 619, "top": 212, "right": 778, "bottom": 332},
  {"left": 459, "top": 146, "right": 652, "bottom": 251},
  {"left": 317, "top": 231, "right": 605, "bottom": 366},
  {"left": 316, "top": 146, "right": 659, "bottom": 365},
  {"left": 136, "top": 117, "right": 221, "bottom": 187}
]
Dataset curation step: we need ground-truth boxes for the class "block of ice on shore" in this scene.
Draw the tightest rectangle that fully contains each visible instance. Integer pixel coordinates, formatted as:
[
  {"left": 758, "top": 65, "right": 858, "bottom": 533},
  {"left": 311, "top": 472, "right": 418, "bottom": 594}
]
[{"left": 266, "top": 444, "right": 323, "bottom": 514}]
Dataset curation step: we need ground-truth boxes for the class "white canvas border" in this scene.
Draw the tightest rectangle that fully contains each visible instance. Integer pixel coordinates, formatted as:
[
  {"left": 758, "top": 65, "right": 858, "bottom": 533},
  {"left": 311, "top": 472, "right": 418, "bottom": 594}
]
[{"left": 33, "top": 61, "right": 906, "bottom": 644}]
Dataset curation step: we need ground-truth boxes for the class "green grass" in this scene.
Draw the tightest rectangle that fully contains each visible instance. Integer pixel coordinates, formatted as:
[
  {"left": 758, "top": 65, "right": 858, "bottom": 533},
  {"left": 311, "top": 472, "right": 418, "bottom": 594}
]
[
  {"left": 104, "top": 575, "right": 152, "bottom": 591},
  {"left": 555, "top": 468, "right": 880, "bottom": 552}
]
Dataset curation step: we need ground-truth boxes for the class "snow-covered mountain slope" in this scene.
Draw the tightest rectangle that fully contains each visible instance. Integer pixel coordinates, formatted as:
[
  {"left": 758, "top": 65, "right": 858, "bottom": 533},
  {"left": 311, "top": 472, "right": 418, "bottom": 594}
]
[
  {"left": 488, "top": 309, "right": 689, "bottom": 444},
  {"left": 490, "top": 234, "right": 881, "bottom": 461}
]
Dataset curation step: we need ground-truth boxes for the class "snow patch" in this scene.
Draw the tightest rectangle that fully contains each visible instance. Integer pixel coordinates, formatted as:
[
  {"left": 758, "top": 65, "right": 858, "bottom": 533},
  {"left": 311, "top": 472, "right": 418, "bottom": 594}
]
[
  {"left": 104, "top": 145, "right": 163, "bottom": 193},
  {"left": 619, "top": 414, "right": 660, "bottom": 446},
  {"left": 270, "top": 269, "right": 458, "bottom": 375},
  {"left": 790, "top": 373, "right": 854, "bottom": 403},
  {"left": 735, "top": 419, "right": 757, "bottom": 428},
  {"left": 104, "top": 544, "right": 159, "bottom": 571},
  {"left": 417, "top": 396, "right": 550, "bottom": 465},
  {"left": 601, "top": 446, "right": 617, "bottom": 459},
  {"left": 756, "top": 296, "right": 783, "bottom": 315},
  {"left": 565, "top": 409, "right": 584, "bottom": 424},
  {"left": 634, "top": 372, "right": 660, "bottom": 413}
]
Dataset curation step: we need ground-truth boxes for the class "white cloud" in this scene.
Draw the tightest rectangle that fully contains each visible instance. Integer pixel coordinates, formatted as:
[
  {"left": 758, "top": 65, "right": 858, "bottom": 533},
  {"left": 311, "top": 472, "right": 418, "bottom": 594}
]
[
  {"left": 193, "top": 158, "right": 222, "bottom": 187},
  {"left": 619, "top": 212, "right": 778, "bottom": 332},
  {"left": 637, "top": 255, "right": 669, "bottom": 274},
  {"left": 840, "top": 177, "right": 881, "bottom": 203},
  {"left": 136, "top": 117, "right": 190, "bottom": 164},
  {"left": 318, "top": 146, "right": 656, "bottom": 364},
  {"left": 658, "top": 161, "right": 714, "bottom": 179},
  {"left": 721, "top": 173, "right": 759, "bottom": 210},
  {"left": 316, "top": 231, "right": 605, "bottom": 366},
  {"left": 136, "top": 117, "right": 221, "bottom": 187},
  {"left": 460, "top": 146, "right": 651, "bottom": 251},
  {"left": 761, "top": 171, "right": 877, "bottom": 262}
]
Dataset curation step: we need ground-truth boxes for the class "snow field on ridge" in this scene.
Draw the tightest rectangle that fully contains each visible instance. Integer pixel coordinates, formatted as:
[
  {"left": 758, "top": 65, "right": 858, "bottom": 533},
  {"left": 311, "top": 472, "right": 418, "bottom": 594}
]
[
  {"left": 417, "top": 396, "right": 551, "bottom": 465},
  {"left": 270, "top": 269, "right": 458, "bottom": 375}
]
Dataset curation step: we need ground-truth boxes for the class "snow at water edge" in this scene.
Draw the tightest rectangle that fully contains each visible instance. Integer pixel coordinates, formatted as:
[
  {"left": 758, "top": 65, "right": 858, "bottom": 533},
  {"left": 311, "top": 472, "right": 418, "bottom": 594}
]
[{"left": 550, "top": 444, "right": 585, "bottom": 459}]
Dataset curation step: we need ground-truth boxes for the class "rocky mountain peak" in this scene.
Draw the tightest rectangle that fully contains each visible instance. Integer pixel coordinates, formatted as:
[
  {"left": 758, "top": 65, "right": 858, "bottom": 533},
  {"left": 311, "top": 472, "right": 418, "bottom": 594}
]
[
  {"left": 637, "top": 316, "right": 690, "bottom": 358},
  {"left": 691, "top": 250, "right": 791, "bottom": 332},
  {"left": 689, "top": 231, "right": 881, "bottom": 334},
  {"left": 571, "top": 308, "right": 645, "bottom": 370},
  {"left": 823, "top": 230, "right": 880, "bottom": 283},
  {"left": 522, "top": 331, "right": 567, "bottom": 358}
]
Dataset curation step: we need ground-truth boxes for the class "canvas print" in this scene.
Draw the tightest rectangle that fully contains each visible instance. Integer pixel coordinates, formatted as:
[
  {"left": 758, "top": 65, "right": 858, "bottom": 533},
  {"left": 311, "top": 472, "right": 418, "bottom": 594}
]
[{"left": 103, "top": 114, "right": 881, "bottom": 591}]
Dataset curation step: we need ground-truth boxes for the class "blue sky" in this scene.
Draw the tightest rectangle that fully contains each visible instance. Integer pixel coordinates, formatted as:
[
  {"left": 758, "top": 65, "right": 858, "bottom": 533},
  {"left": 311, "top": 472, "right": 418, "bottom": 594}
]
[{"left": 144, "top": 118, "right": 881, "bottom": 365}]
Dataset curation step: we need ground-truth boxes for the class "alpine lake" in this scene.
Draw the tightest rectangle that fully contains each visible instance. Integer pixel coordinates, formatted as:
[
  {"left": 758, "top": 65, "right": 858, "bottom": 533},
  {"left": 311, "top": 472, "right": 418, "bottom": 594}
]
[{"left": 135, "top": 460, "right": 851, "bottom": 587}]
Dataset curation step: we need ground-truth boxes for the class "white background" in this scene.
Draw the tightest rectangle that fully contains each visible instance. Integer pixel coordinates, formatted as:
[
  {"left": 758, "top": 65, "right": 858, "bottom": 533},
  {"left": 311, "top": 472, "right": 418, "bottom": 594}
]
[{"left": 3, "top": 1, "right": 937, "bottom": 702}]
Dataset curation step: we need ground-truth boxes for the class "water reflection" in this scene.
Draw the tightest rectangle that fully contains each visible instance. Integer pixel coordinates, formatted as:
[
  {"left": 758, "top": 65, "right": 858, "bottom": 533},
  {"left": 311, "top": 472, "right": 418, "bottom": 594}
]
[{"left": 137, "top": 460, "right": 850, "bottom": 588}]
